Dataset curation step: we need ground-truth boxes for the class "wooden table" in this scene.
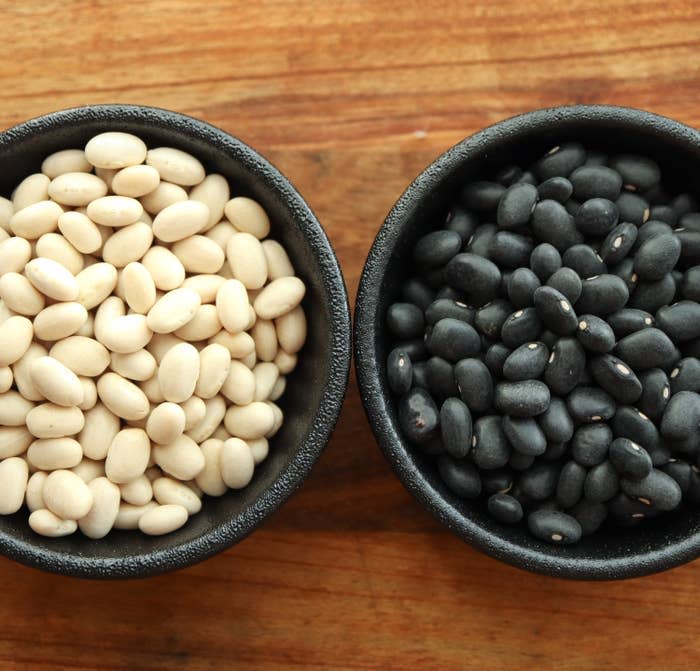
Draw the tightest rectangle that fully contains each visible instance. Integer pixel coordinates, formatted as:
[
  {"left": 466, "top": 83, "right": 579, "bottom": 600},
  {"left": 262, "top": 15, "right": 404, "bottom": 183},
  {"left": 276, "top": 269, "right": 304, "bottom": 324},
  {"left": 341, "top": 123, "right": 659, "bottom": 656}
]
[{"left": 2, "top": 1, "right": 700, "bottom": 668}]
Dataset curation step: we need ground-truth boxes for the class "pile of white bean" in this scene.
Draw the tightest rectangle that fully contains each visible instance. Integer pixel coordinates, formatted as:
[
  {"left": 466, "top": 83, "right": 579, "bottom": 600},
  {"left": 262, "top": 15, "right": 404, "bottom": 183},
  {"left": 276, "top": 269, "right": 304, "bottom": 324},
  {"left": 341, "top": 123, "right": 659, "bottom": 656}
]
[{"left": 0, "top": 132, "right": 307, "bottom": 538}]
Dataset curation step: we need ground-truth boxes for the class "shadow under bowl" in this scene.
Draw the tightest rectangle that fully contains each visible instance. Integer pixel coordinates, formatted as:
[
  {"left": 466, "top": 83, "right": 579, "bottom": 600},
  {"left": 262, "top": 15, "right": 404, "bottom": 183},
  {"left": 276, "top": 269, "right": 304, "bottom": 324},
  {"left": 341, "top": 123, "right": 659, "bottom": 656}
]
[
  {"left": 355, "top": 104, "right": 700, "bottom": 580},
  {"left": 0, "top": 104, "right": 351, "bottom": 578}
]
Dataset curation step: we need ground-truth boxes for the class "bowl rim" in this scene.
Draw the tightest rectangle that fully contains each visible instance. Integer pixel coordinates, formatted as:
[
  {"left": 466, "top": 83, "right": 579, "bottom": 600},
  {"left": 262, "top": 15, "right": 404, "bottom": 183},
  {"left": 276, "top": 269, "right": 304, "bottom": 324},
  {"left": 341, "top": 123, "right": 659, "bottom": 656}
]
[
  {"left": 354, "top": 103, "right": 700, "bottom": 580},
  {"left": 0, "top": 103, "right": 352, "bottom": 578}
]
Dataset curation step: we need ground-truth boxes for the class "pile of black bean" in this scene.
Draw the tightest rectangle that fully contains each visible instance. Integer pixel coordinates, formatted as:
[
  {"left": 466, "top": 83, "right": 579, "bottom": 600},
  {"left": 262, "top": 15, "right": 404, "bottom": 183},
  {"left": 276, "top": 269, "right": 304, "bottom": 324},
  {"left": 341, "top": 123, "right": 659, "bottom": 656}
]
[{"left": 386, "top": 143, "right": 700, "bottom": 545}]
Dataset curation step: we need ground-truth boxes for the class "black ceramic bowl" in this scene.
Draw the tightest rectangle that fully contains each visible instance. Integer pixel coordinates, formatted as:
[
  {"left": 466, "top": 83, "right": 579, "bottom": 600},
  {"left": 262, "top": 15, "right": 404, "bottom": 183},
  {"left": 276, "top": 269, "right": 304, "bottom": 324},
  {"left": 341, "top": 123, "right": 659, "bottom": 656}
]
[
  {"left": 0, "top": 104, "right": 351, "bottom": 578},
  {"left": 355, "top": 105, "right": 700, "bottom": 580}
]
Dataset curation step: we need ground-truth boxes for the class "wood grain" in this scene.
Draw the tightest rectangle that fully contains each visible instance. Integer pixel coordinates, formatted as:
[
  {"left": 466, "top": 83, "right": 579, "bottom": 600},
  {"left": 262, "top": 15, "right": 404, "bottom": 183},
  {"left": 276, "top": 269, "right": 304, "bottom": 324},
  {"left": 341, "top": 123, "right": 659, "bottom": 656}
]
[{"left": 2, "top": 1, "right": 700, "bottom": 669}]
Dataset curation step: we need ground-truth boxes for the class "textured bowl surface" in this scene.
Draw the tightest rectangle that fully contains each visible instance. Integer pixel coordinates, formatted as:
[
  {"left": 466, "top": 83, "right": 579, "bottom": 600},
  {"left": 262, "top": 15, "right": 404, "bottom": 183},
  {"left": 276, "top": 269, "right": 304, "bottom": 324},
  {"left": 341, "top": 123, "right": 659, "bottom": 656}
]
[
  {"left": 355, "top": 104, "right": 700, "bottom": 580},
  {"left": 0, "top": 104, "right": 351, "bottom": 578}
]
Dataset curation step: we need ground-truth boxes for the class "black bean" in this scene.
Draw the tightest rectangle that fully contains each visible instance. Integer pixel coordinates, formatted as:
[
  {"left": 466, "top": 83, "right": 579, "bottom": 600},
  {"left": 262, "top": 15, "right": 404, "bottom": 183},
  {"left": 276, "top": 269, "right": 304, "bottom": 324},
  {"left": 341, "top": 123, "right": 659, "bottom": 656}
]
[
  {"left": 572, "top": 423, "right": 612, "bottom": 467},
  {"left": 609, "top": 257, "right": 638, "bottom": 292},
  {"left": 495, "top": 380, "right": 550, "bottom": 417},
  {"left": 435, "top": 286, "right": 466, "bottom": 301},
  {"left": 589, "top": 354, "right": 643, "bottom": 404},
  {"left": 564, "top": 199, "right": 580, "bottom": 216},
  {"left": 489, "top": 231, "right": 534, "bottom": 268},
  {"left": 473, "top": 415, "right": 511, "bottom": 469},
  {"left": 611, "top": 406, "right": 660, "bottom": 452},
  {"left": 533, "top": 142, "right": 587, "bottom": 180},
  {"left": 546, "top": 268, "right": 582, "bottom": 304},
  {"left": 496, "top": 164, "right": 524, "bottom": 186},
  {"left": 398, "top": 387, "right": 439, "bottom": 444},
  {"left": 542, "top": 441, "right": 569, "bottom": 462},
  {"left": 460, "top": 181, "right": 505, "bottom": 212},
  {"left": 607, "top": 308, "right": 654, "bottom": 339},
  {"left": 669, "top": 357, "right": 700, "bottom": 394},
  {"left": 576, "top": 314, "right": 616, "bottom": 353},
  {"left": 649, "top": 205, "right": 678, "bottom": 226},
  {"left": 426, "top": 356, "right": 458, "bottom": 401},
  {"left": 649, "top": 442, "right": 672, "bottom": 467},
  {"left": 422, "top": 266, "right": 445, "bottom": 290},
  {"left": 570, "top": 165, "right": 623, "bottom": 201},
  {"left": 656, "top": 301, "right": 700, "bottom": 343},
  {"left": 412, "top": 361, "right": 428, "bottom": 389},
  {"left": 575, "top": 198, "right": 619, "bottom": 236},
  {"left": 621, "top": 468, "right": 682, "bottom": 511},
  {"left": 480, "top": 334, "right": 495, "bottom": 351},
  {"left": 440, "top": 397, "right": 472, "bottom": 459},
  {"left": 487, "top": 493, "right": 523, "bottom": 524},
  {"left": 637, "top": 368, "right": 671, "bottom": 421},
  {"left": 482, "top": 469, "right": 514, "bottom": 495},
  {"left": 667, "top": 432, "right": 700, "bottom": 456},
  {"left": 517, "top": 171, "right": 538, "bottom": 186},
  {"left": 628, "top": 274, "right": 676, "bottom": 313},
  {"left": 608, "top": 492, "right": 659, "bottom": 526},
  {"left": 672, "top": 194, "right": 698, "bottom": 217},
  {"left": 496, "top": 183, "right": 538, "bottom": 229},
  {"left": 427, "top": 318, "right": 481, "bottom": 362},
  {"left": 676, "top": 229, "right": 700, "bottom": 261},
  {"left": 502, "top": 416, "right": 547, "bottom": 456},
  {"left": 537, "top": 176, "right": 573, "bottom": 203},
  {"left": 530, "top": 242, "right": 562, "bottom": 281},
  {"left": 466, "top": 223, "right": 498, "bottom": 259},
  {"left": 680, "top": 338, "right": 700, "bottom": 358},
  {"left": 584, "top": 460, "right": 619, "bottom": 503},
  {"left": 413, "top": 230, "right": 462, "bottom": 268},
  {"left": 455, "top": 358, "right": 494, "bottom": 414},
  {"left": 576, "top": 274, "right": 629, "bottom": 315},
  {"left": 569, "top": 499, "right": 608, "bottom": 535},
  {"left": 599, "top": 222, "right": 638, "bottom": 264},
  {"left": 519, "top": 461, "right": 561, "bottom": 500},
  {"left": 445, "top": 253, "right": 501, "bottom": 307},
  {"left": 660, "top": 391, "right": 700, "bottom": 440},
  {"left": 681, "top": 266, "right": 700, "bottom": 301},
  {"left": 679, "top": 211, "right": 700, "bottom": 231},
  {"left": 634, "top": 232, "right": 682, "bottom": 281},
  {"left": 616, "top": 192, "right": 650, "bottom": 225},
  {"left": 556, "top": 461, "right": 587, "bottom": 508},
  {"left": 531, "top": 200, "right": 584, "bottom": 252},
  {"left": 425, "top": 298, "right": 475, "bottom": 326},
  {"left": 507, "top": 267, "right": 541, "bottom": 308},
  {"left": 634, "top": 220, "right": 673, "bottom": 250},
  {"left": 503, "top": 341, "right": 549, "bottom": 381},
  {"left": 567, "top": 386, "right": 616, "bottom": 423},
  {"left": 500, "top": 307, "right": 542, "bottom": 348},
  {"left": 540, "top": 329, "right": 559, "bottom": 349},
  {"left": 609, "top": 437, "right": 653, "bottom": 480},
  {"left": 584, "top": 150, "right": 608, "bottom": 166},
  {"left": 545, "top": 337, "right": 586, "bottom": 396},
  {"left": 387, "top": 302, "right": 425, "bottom": 339},
  {"left": 528, "top": 509, "right": 582, "bottom": 544},
  {"left": 533, "top": 286, "right": 578, "bottom": 335},
  {"left": 483, "top": 343, "right": 512, "bottom": 379},
  {"left": 562, "top": 244, "right": 607, "bottom": 279},
  {"left": 437, "top": 455, "right": 482, "bottom": 499},
  {"left": 387, "top": 348, "right": 413, "bottom": 395},
  {"left": 401, "top": 277, "right": 435, "bottom": 311},
  {"left": 474, "top": 299, "right": 512, "bottom": 339},
  {"left": 509, "top": 451, "right": 537, "bottom": 471},
  {"left": 661, "top": 459, "right": 695, "bottom": 494},
  {"left": 394, "top": 338, "right": 426, "bottom": 361},
  {"left": 538, "top": 397, "right": 575, "bottom": 442},
  {"left": 615, "top": 328, "right": 676, "bottom": 371},
  {"left": 445, "top": 207, "right": 479, "bottom": 242},
  {"left": 609, "top": 154, "right": 660, "bottom": 191}
]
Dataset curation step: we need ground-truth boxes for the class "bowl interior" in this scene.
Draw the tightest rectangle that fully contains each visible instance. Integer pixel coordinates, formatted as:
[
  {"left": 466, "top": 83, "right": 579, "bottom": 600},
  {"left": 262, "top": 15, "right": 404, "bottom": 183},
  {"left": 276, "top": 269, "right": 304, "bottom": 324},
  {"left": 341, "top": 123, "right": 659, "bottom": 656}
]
[
  {"left": 356, "top": 105, "right": 700, "bottom": 579},
  {"left": 0, "top": 106, "right": 350, "bottom": 577}
]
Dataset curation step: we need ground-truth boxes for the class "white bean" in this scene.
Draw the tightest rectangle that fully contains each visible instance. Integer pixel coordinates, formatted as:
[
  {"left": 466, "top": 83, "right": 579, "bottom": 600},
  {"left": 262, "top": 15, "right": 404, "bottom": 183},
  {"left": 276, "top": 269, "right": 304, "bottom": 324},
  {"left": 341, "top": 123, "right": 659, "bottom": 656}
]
[
  {"left": 49, "top": 336, "right": 110, "bottom": 377},
  {"left": 0, "top": 273, "right": 45, "bottom": 315},
  {"left": 35, "top": 233, "right": 84, "bottom": 275},
  {"left": 185, "top": 395, "right": 226, "bottom": 443},
  {"left": 13, "top": 174, "right": 50, "bottom": 211},
  {"left": 147, "top": 147, "right": 205, "bottom": 186},
  {"left": 43, "top": 469, "right": 93, "bottom": 519},
  {"left": 0, "top": 367, "right": 12, "bottom": 393},
  {"left": 0, "top": 198, "right": 12, "bottom": 233},
  {"left": 25, "top": 257, "right": 79, "bottom": 301},
  {"left": 12, "top": 342, "right": 47, "bottom": 401},
  {"left": 220, "top": 438, "right": 255, "bottom": 489},
  {"left": 0, "top": 236, "right": 32, "bottom": 274},
  {"left": 79, "top": 403, "right": 120, "bottom": 461},
  {"left": 253, "top": 362, "right": 279, "bottom": 402},
  {"left": 119, "top": 475, "right": 153, "bottom": 506},
  {"left": 269, "top": 375, "right": 287, "bottom": 402},
  {"left": 122, "top": 261, "right": 156, "bottom": 313},
  {"left": 275, "top": 305, "right": 307, "bottom": 354},
  {"left": 182, "top": 274, "right": 225, "bottom": 303},
  {"left": 248, "top": 437, "right": 270, "bottom": 465},
  {"left": 29, "top": 509, "right": 77, "bottom": 537},
  {"left": 152, "top": 200, "right": 209, "bottom": 242},
  {"left": 105, "top": 428, "right": 151, "bottom": 484},
  {"left": 102, "top": 222, "right": 153, "bottom": 267},
  {"left": 147, "top": 288, "right": 200, "bottom": 334},
  {"left": 110, "top": 349, "right": 157, "bottom": 381},
  {"left": 146, "top": 402, "right": 186, "bottom": 445},
  {"left": 189, "top": 174, "right": 229, "bottom": 229},
  {"left": 9, "top": 200, "right": 62, "bottom": 239},
  {"left": 57, "top": 211, "right": 102, "bottom": 254},
  {"left": 251, "top": 318, "right": 278, "bottom": 362},
  {"left": 27, "top": 438, "right": 82, "bottom": 470},
  {"left": 111, "top": 164, "right": 160, "bottom": 198},
  {"left": 85, "top": 132, "right": 147, "bottom": 169},
  {"left": 215, "top": 279, "right": 249, "bottom": 333},
  {"left": 267, "top": 402, "right": 284, "bottom": 438},
  {"left": 0, "top": 457, "right": 29, "bottom": 514},
  {"left": 141, "top": 246, "right": 186, "bottom": 291},
  {"left": 42, "top": 149, "right": 92, "bottom": 178},
  {"left": 226, "top": 232, "right": 268, "bottom": 289},
  {"left": 209, "top": 330, "right": 255, "bottom": 358},
  {"left": 71, "top": 458, "right": 105, "bottom": 483},
  {"left": 195, "top": 343, "right": 231, "bottom": 399},
  {"left": 0, "top": 316, "right": 33, "bottom": 366},
  {"left": 153, "top": 434, "right": 205, "bottom": 480},
  {"left": 26, "top": 403, "right": 84, "bottom": 438},
  {"left": 261, "top": 239, "right": 295, "bottom": 279},
  {"left": 224, "top": 402, "right": 274, "bottom": 440},
  {"left": 29, "top": 356, "right": 83, "bottom": 407},
  {"left": 140, "top": 181, "right": 188, "bottom": 214},
  {"left": 33, "top": 302, "right": 88, "bottom": 341},
  {"left": 224, "top": 197, "right": 270, "bottom": 239},
  {"left": 97, "top": 372, "right": 150, "bottom": 421},
  {"left": 138, "top": 503, "right": 188, "bottom": 535},
  {"left": 78, "top": 376, "right": 98, "bottom": 411},
  {"left": 48, "top": 172, "right": 108, "bottom": 206},
  {"left": 172, "top": 235, "right": 225, "bottom": 273},
  {"left": 174, "top": 304, "right": 221, "bottom": 341},
  {"left": 253, "top": 277, "right": 306, "bottom": 320},
  {"left": 153, "top": 477, "right": 202, "bottom": 514},
  {"left": 181, "top": 395, "right": 206, "bottom": 431},
  {"left": 205, "top": 221, "right": 237, "bottom": 251},
  {"left": 0, "top": 426, "right": 33, "bottom": 459},
  {"left": 220, "top": 360, "right": 256, "bottom": 406},
  {"left": 78, "top": 477, "right": 121, "bottom": 539},
  {"left": 26, "top": 471, "right": 47, "bottom": 512},
  {"left": 158, "top": 342, "right": 200, "bottom": 403},
  {"left": 75, "top": 262, "right": 118, "bottom": 309},
  {"left": 96, "top": 314, "right": 153, "bottom": 354},
  {"left": 87, "top": 195, "right": 143, "bottom": 228}
]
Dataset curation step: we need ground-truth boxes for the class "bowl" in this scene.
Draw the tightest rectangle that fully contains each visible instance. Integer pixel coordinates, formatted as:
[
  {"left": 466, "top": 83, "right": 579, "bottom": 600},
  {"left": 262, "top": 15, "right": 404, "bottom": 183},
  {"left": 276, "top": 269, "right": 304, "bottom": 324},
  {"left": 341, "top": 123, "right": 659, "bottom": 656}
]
[
  {"left": 355, "top": 104, "right": 700, "bottom": 580},
  {"left": 0, "top": 104, "right": 351, "bottom": 578}
]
